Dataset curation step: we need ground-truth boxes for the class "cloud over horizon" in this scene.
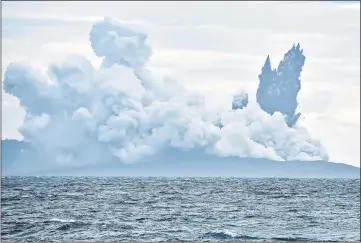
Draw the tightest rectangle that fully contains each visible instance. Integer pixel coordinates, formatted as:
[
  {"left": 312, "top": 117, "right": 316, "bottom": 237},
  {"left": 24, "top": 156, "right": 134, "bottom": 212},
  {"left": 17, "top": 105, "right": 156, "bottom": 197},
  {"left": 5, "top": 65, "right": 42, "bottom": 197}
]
[{"left": 2, "top": 18, "right": 330, "bottom": 173}]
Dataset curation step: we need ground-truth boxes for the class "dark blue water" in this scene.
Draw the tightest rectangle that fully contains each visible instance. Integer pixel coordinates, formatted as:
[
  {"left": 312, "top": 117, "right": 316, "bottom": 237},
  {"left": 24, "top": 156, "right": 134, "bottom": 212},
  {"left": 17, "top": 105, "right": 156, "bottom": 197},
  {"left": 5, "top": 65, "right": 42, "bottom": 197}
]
[{"left": 1, "top": 177, "right": 360, "bottom": 242}]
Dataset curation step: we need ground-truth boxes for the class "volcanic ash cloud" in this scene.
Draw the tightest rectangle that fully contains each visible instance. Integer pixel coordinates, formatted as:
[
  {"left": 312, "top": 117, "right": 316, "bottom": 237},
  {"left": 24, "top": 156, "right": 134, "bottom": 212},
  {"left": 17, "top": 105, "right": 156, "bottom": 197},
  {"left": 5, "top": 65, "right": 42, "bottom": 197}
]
[{"left": 3, "top": 18, "right": 329, "bottom": 171}]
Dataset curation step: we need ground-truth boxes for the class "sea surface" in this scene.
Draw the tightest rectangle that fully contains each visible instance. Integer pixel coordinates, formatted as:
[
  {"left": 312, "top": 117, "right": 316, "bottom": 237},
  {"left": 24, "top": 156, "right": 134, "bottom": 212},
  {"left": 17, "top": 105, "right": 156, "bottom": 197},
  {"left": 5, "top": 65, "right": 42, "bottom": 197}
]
[{"left": 1, "top": 177, "right": 360, "bottom": 242}]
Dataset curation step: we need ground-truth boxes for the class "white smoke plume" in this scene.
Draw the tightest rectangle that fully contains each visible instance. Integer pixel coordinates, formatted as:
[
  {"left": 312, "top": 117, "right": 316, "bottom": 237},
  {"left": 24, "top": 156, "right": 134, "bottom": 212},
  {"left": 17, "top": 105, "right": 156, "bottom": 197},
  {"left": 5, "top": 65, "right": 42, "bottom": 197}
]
[
  {"left": 232, "top": 89, "right": 249, "bottom": 110},
  {"left": 3, "top": 18, "right": 329, "bottom": 170}
]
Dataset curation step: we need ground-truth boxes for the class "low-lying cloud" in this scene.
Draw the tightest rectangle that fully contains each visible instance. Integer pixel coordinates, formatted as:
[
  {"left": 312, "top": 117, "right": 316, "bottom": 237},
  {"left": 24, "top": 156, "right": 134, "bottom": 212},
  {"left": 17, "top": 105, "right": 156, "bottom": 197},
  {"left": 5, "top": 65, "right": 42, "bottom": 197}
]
[{"left": 3, "top": 18, "right": 329, "bottom": 171}]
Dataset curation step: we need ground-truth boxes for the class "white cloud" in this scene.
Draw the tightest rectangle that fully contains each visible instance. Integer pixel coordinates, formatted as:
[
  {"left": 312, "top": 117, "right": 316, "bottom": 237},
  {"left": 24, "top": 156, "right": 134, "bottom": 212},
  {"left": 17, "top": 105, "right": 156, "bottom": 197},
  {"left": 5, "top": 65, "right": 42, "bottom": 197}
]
[
  {"left": 2, "top": 92, "right": 25, "bottom": 140},
  {"left": 299, "top": 114, "right": 360, "bottom": 167},
  {"left": 1, "top": 1, "right": 359, "bottom": 167}
]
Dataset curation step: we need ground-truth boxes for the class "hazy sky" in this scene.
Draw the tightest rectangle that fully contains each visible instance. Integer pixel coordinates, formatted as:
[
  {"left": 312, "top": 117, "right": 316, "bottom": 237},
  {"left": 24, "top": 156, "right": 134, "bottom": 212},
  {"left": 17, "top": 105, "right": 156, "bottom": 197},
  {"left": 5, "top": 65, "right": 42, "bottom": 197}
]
[{"left": 2, "top": 1, "right": 360, "bottom": 167}]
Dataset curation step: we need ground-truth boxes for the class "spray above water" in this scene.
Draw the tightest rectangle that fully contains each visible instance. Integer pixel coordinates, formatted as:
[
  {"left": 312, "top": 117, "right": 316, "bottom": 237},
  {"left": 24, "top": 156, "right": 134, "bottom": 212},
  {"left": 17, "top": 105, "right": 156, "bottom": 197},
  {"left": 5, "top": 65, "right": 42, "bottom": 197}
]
[{"left": 3, "top": 18, "right": 329, "bottom": 171}]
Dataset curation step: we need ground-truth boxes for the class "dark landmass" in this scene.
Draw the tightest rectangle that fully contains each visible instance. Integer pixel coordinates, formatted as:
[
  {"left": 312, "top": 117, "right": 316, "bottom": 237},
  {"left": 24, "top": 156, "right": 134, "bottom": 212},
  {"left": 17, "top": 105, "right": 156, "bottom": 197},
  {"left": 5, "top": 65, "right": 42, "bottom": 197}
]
[{"left": 2, "top": 140, "right": 359, "bottom": 178}]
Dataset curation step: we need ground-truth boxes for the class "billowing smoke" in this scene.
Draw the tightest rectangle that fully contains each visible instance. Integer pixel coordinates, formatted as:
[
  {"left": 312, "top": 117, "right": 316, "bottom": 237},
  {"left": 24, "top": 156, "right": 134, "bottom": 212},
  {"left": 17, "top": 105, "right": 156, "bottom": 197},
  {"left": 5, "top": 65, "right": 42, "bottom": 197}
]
[
  {"left": 256, "top": 44, "right": 305, "bottom": 127},
  {"left": 232, "top": 90, "right": 249, "bottom": 110},
  {"left": 89, "top": 17, "right": 152, "bottom": 69},
  {"left": 3, "top": 18, "right": 329, "bottom": 172}
]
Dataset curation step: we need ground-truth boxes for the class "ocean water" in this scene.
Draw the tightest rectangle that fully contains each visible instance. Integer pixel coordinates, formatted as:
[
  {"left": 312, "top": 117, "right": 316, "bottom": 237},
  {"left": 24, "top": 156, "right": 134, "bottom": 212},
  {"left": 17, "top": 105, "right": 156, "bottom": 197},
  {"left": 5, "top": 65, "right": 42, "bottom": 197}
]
[{"left": 1, "top": 177, "right": 360, "bottom": 242}]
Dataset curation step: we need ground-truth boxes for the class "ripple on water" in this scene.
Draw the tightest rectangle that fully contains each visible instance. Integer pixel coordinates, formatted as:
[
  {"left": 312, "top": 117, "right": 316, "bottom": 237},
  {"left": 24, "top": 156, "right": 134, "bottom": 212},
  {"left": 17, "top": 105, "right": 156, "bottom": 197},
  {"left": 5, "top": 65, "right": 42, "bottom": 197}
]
[{"left": 1, "top": 177, "right": 360, "bottom": 242}]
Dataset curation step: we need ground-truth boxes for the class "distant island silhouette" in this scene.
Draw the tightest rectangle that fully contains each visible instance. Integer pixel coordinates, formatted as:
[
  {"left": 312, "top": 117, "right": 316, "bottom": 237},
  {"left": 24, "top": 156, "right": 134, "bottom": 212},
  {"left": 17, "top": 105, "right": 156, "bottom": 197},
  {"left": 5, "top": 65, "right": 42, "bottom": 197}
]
[{"left": 2, "top": 140, "right": 359, "bottom": 178}]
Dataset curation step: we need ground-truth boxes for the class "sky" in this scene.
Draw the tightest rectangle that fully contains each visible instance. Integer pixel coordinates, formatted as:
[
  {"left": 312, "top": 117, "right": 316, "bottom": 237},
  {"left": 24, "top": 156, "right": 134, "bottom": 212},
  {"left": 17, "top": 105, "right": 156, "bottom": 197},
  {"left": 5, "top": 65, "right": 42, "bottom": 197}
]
[{"left": 2, "top": 1, "right": 360, "bottom": 167}]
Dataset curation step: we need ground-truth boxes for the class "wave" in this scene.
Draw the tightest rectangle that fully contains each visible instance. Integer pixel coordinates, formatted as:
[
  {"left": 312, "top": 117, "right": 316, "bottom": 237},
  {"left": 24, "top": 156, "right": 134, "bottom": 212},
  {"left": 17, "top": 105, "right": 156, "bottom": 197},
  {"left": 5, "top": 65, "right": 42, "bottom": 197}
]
[
  {"left": 201, "top": 231, "right": 261, "bottom": 241},
  {"left": 49, "top": 218, "right": 76, "bottom": 223},
  {"left": 269, "top": 237, "right": 337, "bottom": 242}
]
